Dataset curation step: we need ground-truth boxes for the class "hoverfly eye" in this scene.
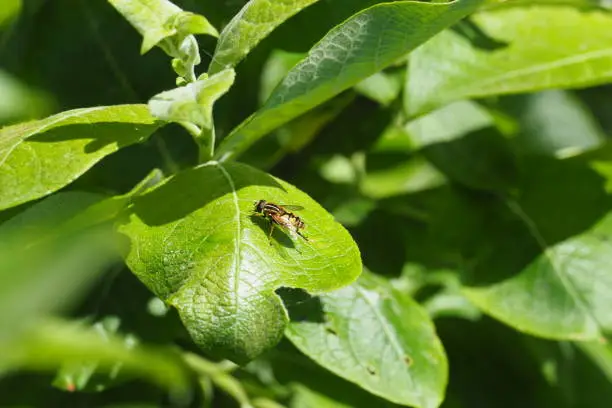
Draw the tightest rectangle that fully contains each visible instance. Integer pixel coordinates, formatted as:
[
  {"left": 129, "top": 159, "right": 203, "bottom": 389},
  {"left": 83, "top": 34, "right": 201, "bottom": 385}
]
[{"left": 255, "top": 200, "right": 266, "bottom": 213}]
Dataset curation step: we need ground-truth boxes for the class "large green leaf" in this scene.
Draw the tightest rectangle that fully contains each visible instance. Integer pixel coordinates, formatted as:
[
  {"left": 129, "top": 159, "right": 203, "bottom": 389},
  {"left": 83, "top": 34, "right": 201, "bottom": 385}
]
[
  {"left": 209, "top": 0, "right": 320, "bottom": 74},
  {"left": 119, "top": 161, "right": 361, "bottom": 363},
  {"left": 0, "top": 105, "right": 160, "bottom": 211},
  {"left": 215, "top": 0, "right": 485, "bottom": 161},
  {"left": 407, "top": 6, "right": 612, "bottom": 115},
  {"left": 462, "top": 153, "right": 612, "bottom": 340},
  {"left": 484, "top": 0, "right": 609, "bottom": 10},
  {"left": 463, "top": 210, "right": 612, "bottom": 341},
  {"left": 286, "top": 271, "right": 448, "bottom": 408}
]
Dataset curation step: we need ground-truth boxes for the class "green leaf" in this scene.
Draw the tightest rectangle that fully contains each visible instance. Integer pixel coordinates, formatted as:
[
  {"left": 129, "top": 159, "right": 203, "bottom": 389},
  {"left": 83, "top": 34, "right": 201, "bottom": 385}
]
[
  {"left": 215, "top": 0, "right": 486, "bottom": 162},
  {"left": 291, "top": 384, "right": 355, "bottom": 408},
  {"left": 108, "top": 0, "right": 218, "bottom": 82},
  {"left": 119, "top": 161, "right": 362, "bottom": 363},
  {"left": 405, "top": 101, "right": 518, "bottom": 192},
  {"left": 0, "top": 105, "right": 160, "bottom": 211},
  {"left": 463, "top": 192, "right": 612, "bottom": 340},
  {"left": 504, "top": 90, "right": 605, "bottom": 157},
  {"left": 405, "top": 101, "right": 494, "bottom": 149},
  {"left": 484, "top": 0, "right": 609, "bottom": 10},
  {"left": 576, "top": 340, "right": 612, "bottom": 384},
  {"left": 261, "top": 341, "right": 404, "bottom": 408},
  {"left": 407, "top": 7, "right": 612, "bottom": 115},
  {"left": 286, "top": 271, "right": 448, "bottom": 408},
  {"left": 361, "top": 154, "right": 446, "bottom": 199},
  {"left": 148, "top": 69, "right": 235, "bottom": 130},
  {"left": 0, "top": 70, "right": 53, "bottom": 124},
  {"left": 108, "top": 0, "right": 218, "bottom": 54},
  {"left": 259, "top": 50, "right": 306, "bottom": 105},
  {"left": 2, "top": 317, "right": 189, "bottom": 393},
  {"left": 183, "top": 352, "right": 252, "bottom": 407},
  {"left": 52, "top": 316, "right": 137, "bottom": 392},
  {"left": 354, "top": 71, "right": 403, "bottom": 106},
  {"left": 0, "top": 0, "right": 20, "bottom": 27},
  {"left": 209, "top": 0, "right": 320, "bottom": 74},
  {"left": 0, "top": 192, "right": 123, "bottom": 344}
]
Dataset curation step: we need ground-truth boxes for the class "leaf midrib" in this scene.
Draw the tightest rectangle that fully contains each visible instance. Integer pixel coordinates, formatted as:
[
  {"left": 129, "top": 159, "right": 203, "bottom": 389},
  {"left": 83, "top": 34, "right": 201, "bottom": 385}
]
[
  {"left": 506, "top": 199, "right": 602, "bottom": 335},
  {"left": 213, "top": 162, "right": 243, "bottom": 320}
]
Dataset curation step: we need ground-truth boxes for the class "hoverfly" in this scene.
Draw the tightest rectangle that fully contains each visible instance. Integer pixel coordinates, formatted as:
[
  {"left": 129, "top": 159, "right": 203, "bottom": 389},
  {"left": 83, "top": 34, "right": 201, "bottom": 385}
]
[{"left": 254, "top": 200, "right": 308, "bottom": 242}]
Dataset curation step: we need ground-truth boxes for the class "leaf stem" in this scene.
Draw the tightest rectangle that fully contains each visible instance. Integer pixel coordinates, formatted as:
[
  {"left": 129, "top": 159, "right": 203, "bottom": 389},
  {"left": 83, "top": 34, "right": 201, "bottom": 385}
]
[
  {"left": 197, "top": 126, "right": 216, "bottom": 163},
  {"left": 180, "top": 121, "right": 215, "bottom": 163}
]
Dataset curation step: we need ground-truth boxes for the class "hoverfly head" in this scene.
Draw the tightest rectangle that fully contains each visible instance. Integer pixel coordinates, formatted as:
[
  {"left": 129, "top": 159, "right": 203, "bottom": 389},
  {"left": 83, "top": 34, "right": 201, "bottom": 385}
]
[{"left": 254, "top": 200, "right": 267, "bottom": 214}]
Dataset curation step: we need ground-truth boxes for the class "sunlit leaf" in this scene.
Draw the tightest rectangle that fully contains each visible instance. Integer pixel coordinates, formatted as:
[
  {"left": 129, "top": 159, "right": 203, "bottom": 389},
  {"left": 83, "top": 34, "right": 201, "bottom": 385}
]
[
  {"left": 209, "top": 0, "right": 319, "bottom": 74},
  {"left": 0, "top": 0, "right": 20, "bottom": 26},
  {"left": 286, "top": 271, "right": 447, "bottom": 408},
  {"left": 148, "top": 69, "right": 235, "bottom": 130},
  {"left": 0, "top": 105, "right": 160, "bottom": 211},
  {"left": 119, "top": 161, "right": 361, "bottom": 363},
  {"left": 215, "top": 0, "right": 485, "bottom": 161},
  {"left": 504, "top": 90, "right": 605, "bottom": 157},
  {"left": 407, "top": 7, "right": 612, "bottom": 114},
  {"left": 108, "top": 0, "right": 217, "bottom": 54}
]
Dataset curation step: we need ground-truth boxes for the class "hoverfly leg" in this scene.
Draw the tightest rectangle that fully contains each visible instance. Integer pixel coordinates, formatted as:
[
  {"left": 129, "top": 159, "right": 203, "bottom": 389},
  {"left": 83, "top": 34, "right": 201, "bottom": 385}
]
[{"left": 268, "top": 223, "right": 275, "bottom": 245}]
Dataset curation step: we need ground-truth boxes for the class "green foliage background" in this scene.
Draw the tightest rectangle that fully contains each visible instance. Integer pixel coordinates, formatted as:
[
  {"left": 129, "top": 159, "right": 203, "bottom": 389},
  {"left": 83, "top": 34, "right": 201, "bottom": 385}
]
[{"left": 2, "top": 0, "right": 612, "bottom": 407}]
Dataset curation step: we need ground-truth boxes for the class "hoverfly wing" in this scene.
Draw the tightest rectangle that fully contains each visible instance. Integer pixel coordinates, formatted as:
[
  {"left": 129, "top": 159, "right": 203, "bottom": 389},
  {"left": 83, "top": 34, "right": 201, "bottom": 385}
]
[{"left": 279, "top": 204, "right": 304, "bottom": 211}]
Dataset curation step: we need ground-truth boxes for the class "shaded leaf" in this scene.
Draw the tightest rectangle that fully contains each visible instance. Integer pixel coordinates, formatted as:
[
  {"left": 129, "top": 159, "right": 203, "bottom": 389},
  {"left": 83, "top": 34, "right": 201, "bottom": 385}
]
[
  {"left": 407, "top": 7, "right": 612, "bottom": 114},
  {"left": 405, "top": 101, "right": 518, "bottom": 192},
  {"left": 215, "top": 0, "right": 485, "bottom": 161},
  {"left": 0, "top": 105, "right": 160, "bottom": 211},
  {"left": 119, "top": 161, "right": 361, "bottom": 363},
  {"left": 286, "top": 271, "right": 447, "bottom": 408}
]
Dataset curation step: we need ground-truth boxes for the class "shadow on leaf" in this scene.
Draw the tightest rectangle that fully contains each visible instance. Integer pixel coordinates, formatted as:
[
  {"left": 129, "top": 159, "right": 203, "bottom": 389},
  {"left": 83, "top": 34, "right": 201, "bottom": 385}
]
[
  {"left": 277, "top": 287, "right": 324, "bottom": 324},
  {"left": 126, "top": 162, "right": 285, "bottom": 226}
]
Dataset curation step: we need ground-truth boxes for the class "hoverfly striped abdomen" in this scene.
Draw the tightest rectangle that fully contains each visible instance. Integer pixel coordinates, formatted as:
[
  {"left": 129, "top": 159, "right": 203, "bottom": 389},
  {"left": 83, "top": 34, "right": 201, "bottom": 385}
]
[{"left": 254, "top": 200, "right": 308, "bottom": 242}]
